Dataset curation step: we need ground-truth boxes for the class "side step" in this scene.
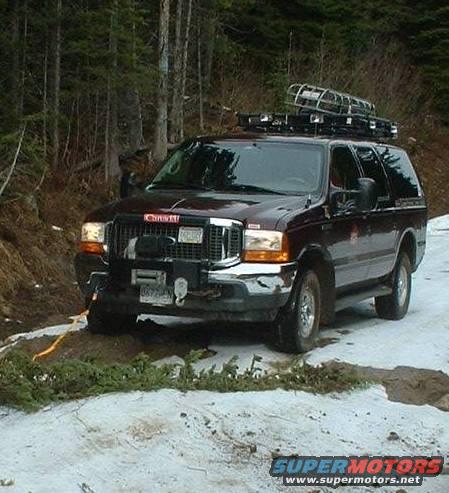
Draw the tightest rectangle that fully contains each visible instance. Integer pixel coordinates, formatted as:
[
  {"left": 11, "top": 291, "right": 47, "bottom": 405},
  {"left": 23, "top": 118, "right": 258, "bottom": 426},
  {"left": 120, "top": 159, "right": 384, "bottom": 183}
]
[{"left": 335, "top": 285, "right": 392, "bottom": 312}]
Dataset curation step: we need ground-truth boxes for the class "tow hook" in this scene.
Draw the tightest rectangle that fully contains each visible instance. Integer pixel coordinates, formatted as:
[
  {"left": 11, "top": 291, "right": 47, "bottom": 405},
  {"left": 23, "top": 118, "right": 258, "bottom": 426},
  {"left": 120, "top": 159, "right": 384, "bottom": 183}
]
[{"left": 174, "top": 277, "right": 188, "bottom": 307}]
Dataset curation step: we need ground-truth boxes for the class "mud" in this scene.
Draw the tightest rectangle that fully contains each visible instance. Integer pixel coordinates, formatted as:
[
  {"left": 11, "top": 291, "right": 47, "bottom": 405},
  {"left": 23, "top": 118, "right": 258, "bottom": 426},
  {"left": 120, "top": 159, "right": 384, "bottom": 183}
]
[
  {"left": 7, "top": 319, "right": 277, "bottom": 365},
  {"left": 0, "top": 285, "right": 83, "bottom": 341},
  {"left": 330, "top": 363, "right": 449, "bottom": 412}
]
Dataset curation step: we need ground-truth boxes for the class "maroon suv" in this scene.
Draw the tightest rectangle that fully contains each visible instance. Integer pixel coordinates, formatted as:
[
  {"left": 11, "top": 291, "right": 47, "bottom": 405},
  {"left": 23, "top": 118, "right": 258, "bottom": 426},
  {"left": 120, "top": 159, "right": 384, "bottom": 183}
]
[{"left": 75, "top": 133, "right": 426, "bottom": 353}]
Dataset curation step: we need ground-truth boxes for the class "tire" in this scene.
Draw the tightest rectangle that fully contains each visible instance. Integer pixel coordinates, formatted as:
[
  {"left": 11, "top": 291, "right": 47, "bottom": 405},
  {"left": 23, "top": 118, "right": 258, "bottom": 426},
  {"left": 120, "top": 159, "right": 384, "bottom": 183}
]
[
  {"left": 375, "top": 252, "right": 412, "bottom": 321},
  {"left": 276, "top": 269, "right": 321, "bottom": 354},
  {"left": 87, "top": 305, "right": 137, "bottom": 335}
]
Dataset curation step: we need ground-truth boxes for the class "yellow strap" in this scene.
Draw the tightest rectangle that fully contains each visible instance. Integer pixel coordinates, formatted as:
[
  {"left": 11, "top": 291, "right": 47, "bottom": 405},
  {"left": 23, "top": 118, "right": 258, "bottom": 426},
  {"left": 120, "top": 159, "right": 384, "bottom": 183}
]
[{"left": 32, "top": 310, "right": 89, "bottom": 362}]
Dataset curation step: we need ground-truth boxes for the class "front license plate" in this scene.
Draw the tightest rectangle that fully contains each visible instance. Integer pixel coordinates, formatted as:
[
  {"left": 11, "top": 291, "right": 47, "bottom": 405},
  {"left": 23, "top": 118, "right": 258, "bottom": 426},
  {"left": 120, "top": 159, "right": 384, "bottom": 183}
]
[
  {"left": 178, "top": 227, "right": 204, "bottom": 244},
  {"left": 140, "top": 285, "right": 173, "bottom": 305}
]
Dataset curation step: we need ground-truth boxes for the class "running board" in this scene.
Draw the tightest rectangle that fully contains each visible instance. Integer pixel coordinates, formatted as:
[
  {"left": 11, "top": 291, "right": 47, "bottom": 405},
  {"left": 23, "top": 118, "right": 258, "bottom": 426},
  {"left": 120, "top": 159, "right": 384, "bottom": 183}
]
[{"left": 335, "top": 285, "right": 392, "bottom": 312}]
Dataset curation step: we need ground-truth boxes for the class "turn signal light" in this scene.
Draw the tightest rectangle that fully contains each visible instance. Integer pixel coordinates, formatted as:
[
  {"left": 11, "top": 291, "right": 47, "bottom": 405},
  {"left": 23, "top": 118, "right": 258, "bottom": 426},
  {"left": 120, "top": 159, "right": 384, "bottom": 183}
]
[
  {"left": 243, "top": 250, "right": 290, "bottom": 262},
  {"left": 80, "top": 242, "right": 105, "bottom": 255}
]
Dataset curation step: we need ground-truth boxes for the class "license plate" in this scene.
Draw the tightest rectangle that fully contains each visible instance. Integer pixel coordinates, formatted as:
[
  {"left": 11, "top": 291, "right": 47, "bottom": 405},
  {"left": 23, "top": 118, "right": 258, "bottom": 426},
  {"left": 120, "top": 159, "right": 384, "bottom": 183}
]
[
  {"left": 178, "top": 227, "right": 204, "bottom": 244},
  {"left": 140, "top": 285, "right": 173, "bottom": 305}
]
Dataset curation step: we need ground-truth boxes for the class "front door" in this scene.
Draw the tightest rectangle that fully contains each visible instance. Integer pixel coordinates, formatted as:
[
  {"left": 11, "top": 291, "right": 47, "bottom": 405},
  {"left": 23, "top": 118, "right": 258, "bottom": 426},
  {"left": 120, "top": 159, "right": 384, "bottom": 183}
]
[
  {"left": 325, "top": 145, "right": 371, "bottom": 289},
  {"left": 354, "top": 145, "right": 398, "bottom": 280}
]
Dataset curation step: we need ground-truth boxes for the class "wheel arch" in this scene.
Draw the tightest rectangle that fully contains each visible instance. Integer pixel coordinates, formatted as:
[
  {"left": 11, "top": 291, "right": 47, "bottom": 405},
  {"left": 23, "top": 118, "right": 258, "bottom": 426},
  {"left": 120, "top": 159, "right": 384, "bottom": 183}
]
[
  {"left": 296, "top": 244, "right": 336, "bottom": 325},
  {"left": 397, "top": 229, "right": 417, "bottom": 271}
]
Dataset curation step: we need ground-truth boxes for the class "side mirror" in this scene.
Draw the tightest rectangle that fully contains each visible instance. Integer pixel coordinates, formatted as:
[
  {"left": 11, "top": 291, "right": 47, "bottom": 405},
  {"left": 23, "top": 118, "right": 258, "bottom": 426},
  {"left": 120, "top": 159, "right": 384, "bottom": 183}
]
[
  {"left": 330, "top": 177, "right": 378, "bottom": 214},
  {"left": 356, "top": 177, "right": 378, "bottom": 212},
  {"left": 120, "top": 172, "right": 139, "bottom": 199}
]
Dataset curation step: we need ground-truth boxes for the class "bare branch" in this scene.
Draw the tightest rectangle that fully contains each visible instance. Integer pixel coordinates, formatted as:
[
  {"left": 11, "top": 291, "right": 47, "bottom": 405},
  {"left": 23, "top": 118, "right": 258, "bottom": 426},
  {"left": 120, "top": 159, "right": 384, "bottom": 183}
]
[{"left": 0, "top": 125, "right": 26, "bottom": 200}]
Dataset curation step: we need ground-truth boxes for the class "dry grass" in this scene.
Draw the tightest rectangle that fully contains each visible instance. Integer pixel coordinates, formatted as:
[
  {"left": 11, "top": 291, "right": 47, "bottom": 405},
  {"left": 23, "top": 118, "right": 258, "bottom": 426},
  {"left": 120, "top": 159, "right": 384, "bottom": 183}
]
[{"left": 0, "top": 172, "right": 109, "bottom": 318}]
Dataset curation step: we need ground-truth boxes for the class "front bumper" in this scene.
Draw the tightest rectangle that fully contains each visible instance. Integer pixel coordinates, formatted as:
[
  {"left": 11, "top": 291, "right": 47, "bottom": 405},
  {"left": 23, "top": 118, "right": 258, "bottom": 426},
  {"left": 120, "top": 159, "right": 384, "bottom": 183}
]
[{"left": 75, "top": 253, "right": 297, "bottom": 322}]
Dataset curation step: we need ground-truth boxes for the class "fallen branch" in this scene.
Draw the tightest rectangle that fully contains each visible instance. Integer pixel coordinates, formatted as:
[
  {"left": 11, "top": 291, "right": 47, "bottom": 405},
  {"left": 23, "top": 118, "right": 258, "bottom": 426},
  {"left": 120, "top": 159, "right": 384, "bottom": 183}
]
[
  {"left": 0, "top": 125, "right": 26, "bottom": 200},
  {"left": 73, "top": 156, "right": 103, "bottom": 174}
]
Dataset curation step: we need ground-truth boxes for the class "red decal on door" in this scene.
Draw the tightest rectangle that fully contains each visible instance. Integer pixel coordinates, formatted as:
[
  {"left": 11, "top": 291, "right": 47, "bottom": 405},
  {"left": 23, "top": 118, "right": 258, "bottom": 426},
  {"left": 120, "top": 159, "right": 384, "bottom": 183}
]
[{"left": 350, "top": 224, "right": 359, "bottom": 245}]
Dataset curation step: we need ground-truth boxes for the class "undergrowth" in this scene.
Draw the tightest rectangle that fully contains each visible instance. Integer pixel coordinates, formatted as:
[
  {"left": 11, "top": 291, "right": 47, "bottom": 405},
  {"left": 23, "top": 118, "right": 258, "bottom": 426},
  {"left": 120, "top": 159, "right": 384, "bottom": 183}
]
[{"left": 0, "top": 350, "right": 365, "bottom": 412}]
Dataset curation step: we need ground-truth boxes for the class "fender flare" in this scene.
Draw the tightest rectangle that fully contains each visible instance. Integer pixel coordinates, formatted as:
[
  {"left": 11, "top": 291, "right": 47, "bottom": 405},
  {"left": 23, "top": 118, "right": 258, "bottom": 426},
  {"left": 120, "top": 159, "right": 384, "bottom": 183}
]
[
  {"left": 394, "top": 228, "right": 417, "bottom": 270},
  {"left": 294, "top": 244, "right": 336, "bottom": 325}
]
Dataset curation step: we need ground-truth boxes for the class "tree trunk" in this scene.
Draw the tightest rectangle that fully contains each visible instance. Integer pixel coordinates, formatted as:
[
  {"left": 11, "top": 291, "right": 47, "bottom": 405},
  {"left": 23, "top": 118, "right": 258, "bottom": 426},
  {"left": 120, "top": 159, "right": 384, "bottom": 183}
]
[
  {"left": 43, "top": 44, "right": 48, "bottom": 159},
  {"left": 11, "top": 0, "right": 20, "bottom": 123},
  {"left": 104, "top": 0, "right": 120, "bottom": 180},
  {"left": 179, "top": 0, "right": 193, "bottom": 142},
  {"left": 169, "top": 0, "right": 184, "bottom": 144},
  {"left": 122, "top": 1, "right": 144, "bottom": 152},
  {"left": 197, "top": 18, "right": 204, "bottom": 131},
  {"left": 153, "top": 0, "right": 170, "bottom": 162},
  {"left": 18, "top": 0, "right": 28, "bottom": 120},
  {"left": 203, "top": 13, "right": 216, "bottom": 103},
  {"left": 51, "top": 0, "right": 62, "bottom": 170},
  {"left": 122, "top": 88, "right": 144, "bottom": 151}
]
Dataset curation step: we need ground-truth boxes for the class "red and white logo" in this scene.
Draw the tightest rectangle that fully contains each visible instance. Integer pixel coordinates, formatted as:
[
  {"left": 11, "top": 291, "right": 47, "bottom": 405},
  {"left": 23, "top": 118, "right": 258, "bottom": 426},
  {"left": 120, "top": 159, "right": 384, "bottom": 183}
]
[{"left": 144, "top": 213, "right": 180, "bottom": 224}]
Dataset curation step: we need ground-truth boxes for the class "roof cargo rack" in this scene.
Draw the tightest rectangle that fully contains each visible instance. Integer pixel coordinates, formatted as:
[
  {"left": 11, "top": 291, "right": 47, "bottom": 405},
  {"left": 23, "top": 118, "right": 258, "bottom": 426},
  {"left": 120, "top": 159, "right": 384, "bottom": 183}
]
[{"left": 238, "top": 83, "right": 398, "bottom": 140}]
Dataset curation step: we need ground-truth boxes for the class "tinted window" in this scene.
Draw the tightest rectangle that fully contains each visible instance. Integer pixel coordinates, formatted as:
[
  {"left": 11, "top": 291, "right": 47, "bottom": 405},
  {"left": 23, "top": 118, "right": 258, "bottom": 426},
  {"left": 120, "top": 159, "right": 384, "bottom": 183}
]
[
  {"left": 356, "top": 146, "right": 389, "bottom": 198},
  {"left": 331, "top": 146, "right": 361, "bottom": 190},
  {"left": 148, "top": 140, "right": 324, "bottom": 195},
  {"left": 376, "top": 146, "right": 421, "bottom": 199}
]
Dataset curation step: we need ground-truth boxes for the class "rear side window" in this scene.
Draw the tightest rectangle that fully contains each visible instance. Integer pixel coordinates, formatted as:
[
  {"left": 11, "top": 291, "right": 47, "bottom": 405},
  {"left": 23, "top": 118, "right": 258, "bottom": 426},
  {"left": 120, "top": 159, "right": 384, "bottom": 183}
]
[
  {"left": 376, "top": 146, "right": 422, "bottom": 199},
  {"left": 355, "top": 146, "right": 389, "bottom": 198}
]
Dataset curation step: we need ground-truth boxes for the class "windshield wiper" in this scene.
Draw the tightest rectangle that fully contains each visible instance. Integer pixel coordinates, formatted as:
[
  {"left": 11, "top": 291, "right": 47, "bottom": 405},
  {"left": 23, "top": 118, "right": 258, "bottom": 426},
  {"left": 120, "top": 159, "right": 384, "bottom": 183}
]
[
  {"left": 220, "top": 184, "right": 288, "bottom": 195},
  {"left": 148, "top": 182, "right": 212, "bottom": 191}
]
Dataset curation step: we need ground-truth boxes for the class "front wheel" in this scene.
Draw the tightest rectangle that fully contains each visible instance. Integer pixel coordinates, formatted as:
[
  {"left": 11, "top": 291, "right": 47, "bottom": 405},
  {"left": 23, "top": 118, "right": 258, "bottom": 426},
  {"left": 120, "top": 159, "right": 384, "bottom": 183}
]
[
  {"left": 276, "top": 269, "right": 321, "bottom": 354},
  {"left": 87, "top": 305, "right": 137, "bottom": 335},
  {"left": 375, "top": 252, "right": 412, "bottom": 320}
]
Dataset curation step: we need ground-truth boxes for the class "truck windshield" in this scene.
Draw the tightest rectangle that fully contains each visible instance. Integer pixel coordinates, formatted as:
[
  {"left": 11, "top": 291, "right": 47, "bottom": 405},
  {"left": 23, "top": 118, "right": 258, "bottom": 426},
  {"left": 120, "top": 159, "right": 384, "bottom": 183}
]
[{"left": 147, "top": 140, "right": 324, "bottom": 195}]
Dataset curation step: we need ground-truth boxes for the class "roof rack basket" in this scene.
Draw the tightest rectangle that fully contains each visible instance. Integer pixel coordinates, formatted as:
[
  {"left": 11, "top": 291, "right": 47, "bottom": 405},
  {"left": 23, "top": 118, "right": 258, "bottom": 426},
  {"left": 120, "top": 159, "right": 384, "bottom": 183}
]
[
  {"left": 286, "top": 83, "right": 376, "bottom": 117},
  {"left": 238, "top": 83, "right": 398, "bottom": 140}
]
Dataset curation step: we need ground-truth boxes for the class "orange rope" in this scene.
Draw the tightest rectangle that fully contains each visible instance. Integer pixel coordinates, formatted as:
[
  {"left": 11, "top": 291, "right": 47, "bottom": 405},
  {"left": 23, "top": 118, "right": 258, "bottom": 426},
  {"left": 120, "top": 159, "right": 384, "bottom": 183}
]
[{"left": 32, "top": 310, "right": 89, "bottom": 362}]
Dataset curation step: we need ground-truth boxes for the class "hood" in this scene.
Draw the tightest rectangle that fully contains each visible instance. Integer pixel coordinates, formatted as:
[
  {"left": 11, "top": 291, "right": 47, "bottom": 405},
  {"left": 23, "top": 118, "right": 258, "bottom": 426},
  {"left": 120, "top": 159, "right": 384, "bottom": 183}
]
[{"left": 86, "top": 189, "right": 310, "bottom": 230}]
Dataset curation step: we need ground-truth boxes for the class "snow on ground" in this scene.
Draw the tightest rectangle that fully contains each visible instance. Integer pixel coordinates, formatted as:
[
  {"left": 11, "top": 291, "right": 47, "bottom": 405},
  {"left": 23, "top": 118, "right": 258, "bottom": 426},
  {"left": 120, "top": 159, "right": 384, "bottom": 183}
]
[
  {"left": 1, "top": 387, "right": 448, "bottom": 493},
  {"left": 0, "top": 319, "right": 88, "bottom": 355},
  {"left": 1, "top": 216, "right": 449, "bottom": 492}
]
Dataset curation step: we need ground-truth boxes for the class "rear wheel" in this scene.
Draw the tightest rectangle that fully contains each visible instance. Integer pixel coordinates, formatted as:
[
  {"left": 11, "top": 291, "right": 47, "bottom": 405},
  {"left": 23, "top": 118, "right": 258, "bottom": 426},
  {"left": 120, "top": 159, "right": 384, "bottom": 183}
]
[
  {"left": 87, "top": 305, "right": 137, "bottom": 335},
  {"left": 375, "top": 252, "right": 412, "bottom": 320},
  {"left": 276, "top": 269, "right": 321, "bottom": 354}
]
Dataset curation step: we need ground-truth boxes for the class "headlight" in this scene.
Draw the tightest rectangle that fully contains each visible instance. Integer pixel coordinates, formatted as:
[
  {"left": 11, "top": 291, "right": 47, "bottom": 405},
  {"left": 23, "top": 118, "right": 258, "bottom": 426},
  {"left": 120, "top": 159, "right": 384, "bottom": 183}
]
[
  {"left": 243, "top": 230, "right": 290, "bottom": 262},
  {"left": 80, "top": 222, "right": 106, "bottom": 254}
]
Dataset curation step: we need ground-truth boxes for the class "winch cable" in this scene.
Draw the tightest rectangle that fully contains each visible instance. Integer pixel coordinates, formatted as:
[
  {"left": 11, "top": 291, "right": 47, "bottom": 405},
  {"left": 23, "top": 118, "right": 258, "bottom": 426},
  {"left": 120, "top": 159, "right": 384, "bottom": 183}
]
[{"left": 32, "top": 293, "right": 97, "bottom": 362}]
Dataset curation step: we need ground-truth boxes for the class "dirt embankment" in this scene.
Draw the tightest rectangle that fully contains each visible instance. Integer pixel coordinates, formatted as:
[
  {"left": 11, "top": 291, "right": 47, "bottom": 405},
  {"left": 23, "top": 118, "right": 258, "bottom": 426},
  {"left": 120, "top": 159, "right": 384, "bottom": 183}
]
[
  {"left": 0, "top": 174, "right": 110, "bottom": 340},
  {"left": 407, "top": 127, "right": 449, "bottom": 217}
]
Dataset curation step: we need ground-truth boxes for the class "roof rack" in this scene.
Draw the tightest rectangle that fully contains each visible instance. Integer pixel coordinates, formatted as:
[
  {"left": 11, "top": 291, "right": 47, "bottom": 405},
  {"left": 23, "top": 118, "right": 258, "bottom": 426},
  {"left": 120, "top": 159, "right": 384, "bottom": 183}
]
[{"left": 237, "top": 84, "right": 398, "bottom": 140}]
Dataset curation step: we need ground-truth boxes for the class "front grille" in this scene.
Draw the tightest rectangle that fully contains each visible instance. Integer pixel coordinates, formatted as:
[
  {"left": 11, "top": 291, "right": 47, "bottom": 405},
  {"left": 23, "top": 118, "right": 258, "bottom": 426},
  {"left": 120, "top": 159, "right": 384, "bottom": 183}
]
[{"left": 110, "top": 219, "right": 242, "bottom": 265}]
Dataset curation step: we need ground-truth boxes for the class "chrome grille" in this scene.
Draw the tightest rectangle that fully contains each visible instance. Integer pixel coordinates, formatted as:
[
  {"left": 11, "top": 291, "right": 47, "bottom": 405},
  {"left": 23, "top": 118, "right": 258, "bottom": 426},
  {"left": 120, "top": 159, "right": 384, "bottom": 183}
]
[{"left": 111, "top": 220, "right": 242, "bottom": 265}]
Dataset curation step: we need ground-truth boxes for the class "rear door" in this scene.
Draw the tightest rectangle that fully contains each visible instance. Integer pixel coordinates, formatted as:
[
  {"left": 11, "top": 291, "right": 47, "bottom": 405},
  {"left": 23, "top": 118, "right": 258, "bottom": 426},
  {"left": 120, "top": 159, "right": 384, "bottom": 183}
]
[
  {"left": 354, "top": 144, "right": 398, "bottom": 280},
  {"left": 325, "top": 145, "right": 371, "bottom": 288},
  {"left": 375, "top": 145, "right": 427, "bottom": 269}
]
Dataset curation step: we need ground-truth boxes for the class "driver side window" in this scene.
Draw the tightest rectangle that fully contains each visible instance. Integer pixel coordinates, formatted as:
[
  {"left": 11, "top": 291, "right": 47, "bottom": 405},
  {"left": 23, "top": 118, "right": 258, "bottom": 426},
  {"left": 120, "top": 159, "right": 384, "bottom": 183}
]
[{"left": 330, "top": 146, "right": 361, "bottom": 209}]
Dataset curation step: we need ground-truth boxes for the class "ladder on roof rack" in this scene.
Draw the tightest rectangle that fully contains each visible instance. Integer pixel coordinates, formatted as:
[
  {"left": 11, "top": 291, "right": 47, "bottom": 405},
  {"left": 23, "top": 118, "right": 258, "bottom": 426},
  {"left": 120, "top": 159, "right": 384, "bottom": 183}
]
[{"left": 237, "top": 83, "right": 398, "bottom": 140}]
